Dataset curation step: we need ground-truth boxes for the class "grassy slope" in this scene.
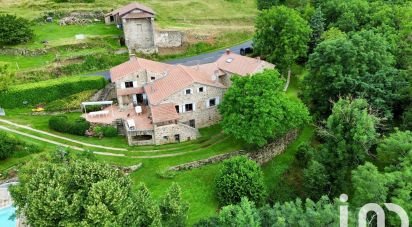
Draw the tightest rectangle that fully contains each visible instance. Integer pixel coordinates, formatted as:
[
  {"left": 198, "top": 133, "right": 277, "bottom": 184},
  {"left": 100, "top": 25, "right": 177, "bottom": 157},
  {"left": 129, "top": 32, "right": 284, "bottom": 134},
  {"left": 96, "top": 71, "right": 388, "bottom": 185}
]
[{"left": 2, "top": 0, "right": 258, "bottom": 29}]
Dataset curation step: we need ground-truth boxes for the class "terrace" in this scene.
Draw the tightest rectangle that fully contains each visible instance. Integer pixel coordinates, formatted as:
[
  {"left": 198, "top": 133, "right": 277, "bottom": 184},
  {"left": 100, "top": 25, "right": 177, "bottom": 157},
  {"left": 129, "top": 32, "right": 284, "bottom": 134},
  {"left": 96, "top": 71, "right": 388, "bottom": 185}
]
[{"left": 82, "top": 104, "right": 153, "bottom": 131}]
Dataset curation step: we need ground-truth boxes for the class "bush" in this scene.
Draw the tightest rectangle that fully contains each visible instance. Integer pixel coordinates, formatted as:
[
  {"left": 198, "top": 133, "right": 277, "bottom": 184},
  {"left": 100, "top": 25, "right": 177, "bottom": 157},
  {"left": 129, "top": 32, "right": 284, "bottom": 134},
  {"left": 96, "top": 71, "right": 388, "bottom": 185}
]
[
  {"left": 102, "top": 126, "right": 117, "bottom": 137},
  {"left": 0, "top": 14, "right": 34, "bottom": 45},
  {"left": 49, "top": 115, "right": 90, "bottom": 136},
  {"left": 0, "top": 76, "right": 106, "bottom": 108},
  {"left": 45, "top": 90, "right": 97, "bottom": 112},
  {"left": 215, "top": 156, "right": 267, "bottom": 206},
  {"left": 0, "top": 132, "right": 39, "bottom": 160}
]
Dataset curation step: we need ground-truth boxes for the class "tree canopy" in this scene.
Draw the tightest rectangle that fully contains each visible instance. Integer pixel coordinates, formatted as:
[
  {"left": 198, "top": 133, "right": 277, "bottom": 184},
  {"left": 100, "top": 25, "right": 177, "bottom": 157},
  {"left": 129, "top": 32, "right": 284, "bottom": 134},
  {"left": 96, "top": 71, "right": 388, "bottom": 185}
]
[
  {"left": 219, "top": 69, "right": 310, "bottom": 147},
  {"left": 253, "top": 6, "right": 311, "bottom": 73},
  {"left": 302, "top": 30, "right": 406, "bottom": 119},
  {"left": 0, "top": 14, "right": 34, "bottom": 45},
  {"left": 215, "top": 156, "right": 267, "bottom": 206},
  {"left": 303, "top": 98, "right": 379, "bottom": 197}
]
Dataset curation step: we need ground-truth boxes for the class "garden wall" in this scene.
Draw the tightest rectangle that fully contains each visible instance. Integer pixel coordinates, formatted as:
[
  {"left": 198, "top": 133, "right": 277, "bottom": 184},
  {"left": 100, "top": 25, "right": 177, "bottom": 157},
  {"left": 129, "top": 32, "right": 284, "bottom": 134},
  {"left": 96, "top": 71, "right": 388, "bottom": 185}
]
[{"left": 168, "top": 129, "right": 299, "bottom": 171}]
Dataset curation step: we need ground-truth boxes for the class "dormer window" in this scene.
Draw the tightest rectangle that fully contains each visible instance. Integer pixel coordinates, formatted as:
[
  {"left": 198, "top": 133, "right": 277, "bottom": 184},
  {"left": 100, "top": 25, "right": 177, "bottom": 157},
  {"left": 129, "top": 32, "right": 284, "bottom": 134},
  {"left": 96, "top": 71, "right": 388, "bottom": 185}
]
[
  {"left": 185, "top": 89, "right": 193, "bottom": 95},
  {"left": 125, "top": 81, "right": 134, "bottom": 88},
  {"left": 198, "top": 87, "right": 205, "bottom": 93}
]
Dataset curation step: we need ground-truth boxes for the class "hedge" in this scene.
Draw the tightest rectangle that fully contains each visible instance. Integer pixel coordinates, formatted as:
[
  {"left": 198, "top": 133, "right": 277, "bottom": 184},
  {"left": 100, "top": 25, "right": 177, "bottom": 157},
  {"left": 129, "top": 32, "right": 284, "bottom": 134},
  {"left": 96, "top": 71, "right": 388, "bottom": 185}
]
[
  {"left": 0, "top": 76, "right": 106, "bottom": 108},
  {"left": 49, "top": 115, "right": 90, "bottom": 136}
]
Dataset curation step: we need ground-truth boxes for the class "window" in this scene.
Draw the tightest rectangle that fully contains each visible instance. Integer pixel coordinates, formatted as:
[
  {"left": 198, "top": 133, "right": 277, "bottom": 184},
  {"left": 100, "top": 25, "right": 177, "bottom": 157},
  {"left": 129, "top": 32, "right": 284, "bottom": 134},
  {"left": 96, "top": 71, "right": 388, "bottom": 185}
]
[
  {"left": 175, "top": 105, "right": 180, "bottom": 113},
  {"left": 163, "top": 136, "right": 169, "bottom": 140},
  {"left": 185, "top": 103, "right": 193, "bottom": 112},
  {"left": 209, "top": 98, "right": 216, "bottom": 107},
  {"left": 151, "top": 76, "right": 156, "bottom": 81},
  {"left": 185, "top": 89, "right": 192, "bottom": 95},
  {"left": 189, "top": 119, "right": 196, "bottom": 128},
  {"left": 125, "top": 81, "right": 133, "bottom": 88},
  {"left": 198, "top": 87, "right": 205, "bottom": 92}
]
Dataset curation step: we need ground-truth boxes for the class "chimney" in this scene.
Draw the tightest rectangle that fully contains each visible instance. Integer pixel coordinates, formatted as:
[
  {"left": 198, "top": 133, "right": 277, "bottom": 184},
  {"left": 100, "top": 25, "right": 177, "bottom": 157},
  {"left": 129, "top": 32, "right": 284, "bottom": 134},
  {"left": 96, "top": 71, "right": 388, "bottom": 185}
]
[
  {"left": 256, "top": 56, "right": 261, "bottom": 62},
  {"left": 212, "top": 70, "right": 219, "bottom": 82},
  {"left": 225, "top": 49, "right": 231, "bottom": 55}
]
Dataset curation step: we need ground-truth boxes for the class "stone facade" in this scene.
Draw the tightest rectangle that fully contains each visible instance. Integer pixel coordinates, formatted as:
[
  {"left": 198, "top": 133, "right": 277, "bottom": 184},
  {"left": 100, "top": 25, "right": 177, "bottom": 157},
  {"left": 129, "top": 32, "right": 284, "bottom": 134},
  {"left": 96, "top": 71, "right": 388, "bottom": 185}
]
[
  {"left": 154, "top": 123, "right": 199, "bottom": 145},
  {"left": 123, "top": 16, "right": 157, "bottom": 54},
  {"left": 159, "top": 83, "right": 226, "bottom": 128},
  {"left": 155, "top": 31, "right": 184, "bottom": 48}
]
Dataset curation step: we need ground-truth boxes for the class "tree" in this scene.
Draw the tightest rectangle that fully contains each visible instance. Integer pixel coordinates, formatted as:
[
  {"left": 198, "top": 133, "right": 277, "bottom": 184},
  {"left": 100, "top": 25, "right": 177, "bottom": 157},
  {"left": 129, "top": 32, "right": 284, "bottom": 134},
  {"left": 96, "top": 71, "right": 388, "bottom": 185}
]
[
  {"left": 123, "top": 183, "right": 162, "bottom": 227},
  {"left": 10, "top": 158, "right": 134, "bottom": 226},
  {"left": 218, "top": 70, "right": 310, "bottom": 147},
  {"left": 159, "top": 183, "right": 189, "bottom": 227},
  {"left": 308, "top": 98, "right": 379, "bottom": 196},
  {"left": 317, "top": 0, "right": 370, "bottom": 32},
  {"left": 0, "top": 14, "right": 34, "bottom": 45},
  {"left": 302, "top": 30, "right": 405, "bottom": 119},
  {"left": 377, "top": 130, "right": 412, "bottom": 167},
  {"left": 351, "top": 162, "right": 388, "bottom": 207},
  {"left": 219, "top": 198, "right": 261, "bottom": 227},
  {"left": 259, "top": 196, "right": 340, "bottom": 226},
  {"left": 253, "top": 6, "right": 311, "bottom": 78},
  {"left": 215, "top": 156, "right": 266, "bottom": 206},
  {"left": 303, "top": 160, "right": 329, "bottom": 200},
  {"left": 309, "top": 7, "right": 325, "bottom": 52}
]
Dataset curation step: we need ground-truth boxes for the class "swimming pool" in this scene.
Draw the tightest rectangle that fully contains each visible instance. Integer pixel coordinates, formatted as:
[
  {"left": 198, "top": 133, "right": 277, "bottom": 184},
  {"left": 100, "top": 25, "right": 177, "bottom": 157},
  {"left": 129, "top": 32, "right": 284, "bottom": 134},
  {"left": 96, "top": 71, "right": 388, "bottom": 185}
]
[{"left": 0, "top": 206, "right": 16, "bottom": 227}]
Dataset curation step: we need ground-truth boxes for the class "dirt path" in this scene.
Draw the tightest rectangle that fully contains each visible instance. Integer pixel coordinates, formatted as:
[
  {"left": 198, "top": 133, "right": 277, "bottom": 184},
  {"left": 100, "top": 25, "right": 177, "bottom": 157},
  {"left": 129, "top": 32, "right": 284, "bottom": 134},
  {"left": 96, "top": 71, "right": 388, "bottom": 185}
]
[
  {"left": 0, "top": 119, "right": 127, "bottom": 151},
  {"left": 0, "top": 125, "right": 126, "bottom": 157}
]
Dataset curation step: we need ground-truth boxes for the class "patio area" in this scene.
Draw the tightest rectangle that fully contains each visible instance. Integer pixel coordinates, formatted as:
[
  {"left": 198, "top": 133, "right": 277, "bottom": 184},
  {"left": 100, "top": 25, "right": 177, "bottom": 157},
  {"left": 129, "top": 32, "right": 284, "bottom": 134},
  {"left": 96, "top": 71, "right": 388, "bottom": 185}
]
[{"left": 83, "top": 105, "right": 153, "bottom": 130}]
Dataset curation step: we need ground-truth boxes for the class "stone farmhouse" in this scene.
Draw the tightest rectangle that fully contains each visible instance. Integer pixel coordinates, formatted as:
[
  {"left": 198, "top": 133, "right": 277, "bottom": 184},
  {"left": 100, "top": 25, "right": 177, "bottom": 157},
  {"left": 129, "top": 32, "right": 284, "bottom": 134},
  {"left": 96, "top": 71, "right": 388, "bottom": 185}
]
[
  {"left": 84, "top": 51, "right": 274, "bottom": 145},
  {"left": 104, "top": 2, "right": 183, "bottom": 54}
]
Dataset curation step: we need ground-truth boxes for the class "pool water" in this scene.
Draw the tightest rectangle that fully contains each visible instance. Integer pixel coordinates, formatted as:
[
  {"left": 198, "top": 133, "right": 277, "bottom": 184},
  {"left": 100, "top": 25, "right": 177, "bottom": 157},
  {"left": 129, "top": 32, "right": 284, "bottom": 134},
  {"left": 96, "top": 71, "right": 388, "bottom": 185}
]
[{"left": 0, "top": 206, "right": 16, "bottom": 227}]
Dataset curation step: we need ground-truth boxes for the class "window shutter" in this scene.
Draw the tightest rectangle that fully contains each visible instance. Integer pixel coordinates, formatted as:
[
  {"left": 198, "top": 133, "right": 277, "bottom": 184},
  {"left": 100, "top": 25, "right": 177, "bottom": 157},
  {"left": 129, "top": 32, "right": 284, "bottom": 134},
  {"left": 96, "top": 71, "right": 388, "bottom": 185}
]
[
  {"left": 216, "top": 96, "right": 220, "bottom": 105},
  {"left": 206, "top": 100, "right": 209, "bottom": 108},
  {"left": 181, "top": 105, "right": 185, "bottom": 113},
  {"left": 133, "top": 81, "right": 137, "bottom": 87},
  {"left": 121, "top": 82, "right": 126, "bottom": 89},
  {"left": 193, "top": 103, "right": 196, "bottom": 112}
]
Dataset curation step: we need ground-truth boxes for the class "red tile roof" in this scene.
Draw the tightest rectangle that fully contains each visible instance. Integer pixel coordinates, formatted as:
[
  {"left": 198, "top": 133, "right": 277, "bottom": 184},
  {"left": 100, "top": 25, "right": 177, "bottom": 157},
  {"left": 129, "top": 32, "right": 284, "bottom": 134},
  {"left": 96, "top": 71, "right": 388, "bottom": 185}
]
[
  {"left": 144, "top": 65, "right": 226, "bottom": 105},
  {"left": 215, "top": 52, "right": 275, "bottom": 76},
  {"left": 109, "top": 2, "right": 155, "bottom": 16},
  {"left": 110, "top": 58, "right": 172, "bottom": 82},
  {"left": 151, "top": 103, "right": 179, "bottom": 123}
]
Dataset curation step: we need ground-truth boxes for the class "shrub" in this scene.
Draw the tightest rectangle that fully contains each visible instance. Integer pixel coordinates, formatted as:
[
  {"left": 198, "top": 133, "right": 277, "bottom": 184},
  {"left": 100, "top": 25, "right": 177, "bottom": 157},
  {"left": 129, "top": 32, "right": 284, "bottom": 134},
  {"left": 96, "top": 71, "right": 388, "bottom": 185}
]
[
  {"left": 0, "top": 76, "right": 106, "bottom": 108},
  {"left": 0, "top": 14, "right": 34, "bottom": 45},
  {"left": 102, "top": 126, "right": 117, "bottom": 137},
  {"left": 45, "top": 90, "right": 97, "bottom": 112},
  {"left": 215, "top": 156, "right": 267, "bottom": 206},
  {"left": 0, "top": 132, "right": 39, "bottom": 160},
  {"left": 49, "top": 115, "right": 90, "bottom": 136}
]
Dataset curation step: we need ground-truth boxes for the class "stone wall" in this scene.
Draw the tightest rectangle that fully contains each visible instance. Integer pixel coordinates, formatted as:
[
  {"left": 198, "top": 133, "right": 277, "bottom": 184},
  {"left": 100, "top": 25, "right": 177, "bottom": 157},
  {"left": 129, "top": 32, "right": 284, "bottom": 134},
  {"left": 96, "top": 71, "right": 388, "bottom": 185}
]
[
  {"left": 155, "top": 31, "right": 184, "bottom": 48},
  {"left": 168, "top": 129, "right": 299, "bottom": 171},
  {"left": 159, "top": 83, "right": 226, "bottom": 128},
  {"left": 0, "top": 47, "right": 47, "bottom": 56},
  {"left": 169, "top": 151, "right": 246, "bottom": 171},
  {"left": 154, "top": 123, "right": 199, "bottom": 145},
  {"left": 248, "top": 129, "right": 298, "bottom": 164}
]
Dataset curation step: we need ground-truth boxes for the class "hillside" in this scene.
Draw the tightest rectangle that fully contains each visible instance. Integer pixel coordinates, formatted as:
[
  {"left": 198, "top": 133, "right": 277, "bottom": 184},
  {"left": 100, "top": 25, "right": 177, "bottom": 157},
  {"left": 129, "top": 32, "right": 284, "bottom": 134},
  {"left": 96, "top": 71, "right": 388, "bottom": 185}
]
[{"left": 1, "top": 0, "right": 258, "bottom": 30}]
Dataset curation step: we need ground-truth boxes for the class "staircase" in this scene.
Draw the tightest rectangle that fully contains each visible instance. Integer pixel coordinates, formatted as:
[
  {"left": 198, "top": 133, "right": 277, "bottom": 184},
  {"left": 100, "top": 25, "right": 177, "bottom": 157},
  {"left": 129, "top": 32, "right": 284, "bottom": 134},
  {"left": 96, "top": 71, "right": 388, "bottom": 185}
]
[{"left": 97, "top": 83, "right": 115, "bottom": 101}]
